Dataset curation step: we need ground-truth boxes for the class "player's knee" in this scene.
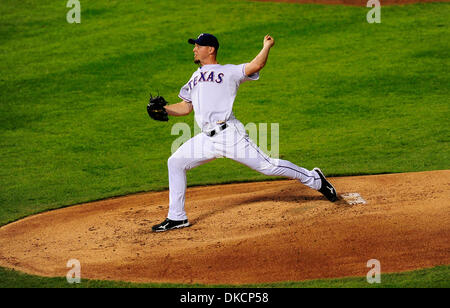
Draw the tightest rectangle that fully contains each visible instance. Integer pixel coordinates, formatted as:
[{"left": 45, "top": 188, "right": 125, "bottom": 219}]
[
  {"left": 167, "top": 156, "right": 185, "bottom": 171},
  {"left": 258, "top": 159, "right": 277, "bottom": 176},
  {"left": 259, "top": 168, "right": 272, "bottom": 176}
]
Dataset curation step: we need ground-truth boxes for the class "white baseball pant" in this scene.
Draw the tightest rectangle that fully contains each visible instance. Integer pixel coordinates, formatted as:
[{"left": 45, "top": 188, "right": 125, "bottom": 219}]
[{"left": 167, "top": 119, "right": 321, "bottom": 220}]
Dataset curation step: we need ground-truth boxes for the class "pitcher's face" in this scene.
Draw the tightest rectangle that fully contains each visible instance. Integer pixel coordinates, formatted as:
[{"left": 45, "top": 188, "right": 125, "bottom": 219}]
[{"left": 193, "top": 44, "right": 214, "bottom": 64}]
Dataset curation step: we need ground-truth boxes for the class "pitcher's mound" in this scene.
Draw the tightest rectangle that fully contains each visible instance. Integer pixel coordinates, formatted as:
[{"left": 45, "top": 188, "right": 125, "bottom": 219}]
[{"left": 0, "top": 170, "right": 449, "bottom": 284}]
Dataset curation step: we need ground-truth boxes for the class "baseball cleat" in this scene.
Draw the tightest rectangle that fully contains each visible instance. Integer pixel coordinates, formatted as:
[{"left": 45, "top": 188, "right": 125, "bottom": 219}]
[
  {"left": 314, "top": 168, "right": 338, "bottom": 202},
  {"left": 152, "top": 218, "right": 190, "bottom": 232}
]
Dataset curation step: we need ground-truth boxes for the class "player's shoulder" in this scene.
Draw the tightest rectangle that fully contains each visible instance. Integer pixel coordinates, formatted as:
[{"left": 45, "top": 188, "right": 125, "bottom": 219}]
[
  {"left": 221, "top": 63, "right": 244, "bottom": 68},
  {"left": 219, "top": 63, "right": 246, "bottom": 73},
  {"left": 199, "top": 64, "right": 237, "bottom": 70}
]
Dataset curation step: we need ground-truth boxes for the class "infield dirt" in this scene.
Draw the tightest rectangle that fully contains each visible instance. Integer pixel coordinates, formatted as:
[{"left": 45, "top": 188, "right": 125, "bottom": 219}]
[{"left": 0, "top": 170, "right": 449, "bottom": 284}]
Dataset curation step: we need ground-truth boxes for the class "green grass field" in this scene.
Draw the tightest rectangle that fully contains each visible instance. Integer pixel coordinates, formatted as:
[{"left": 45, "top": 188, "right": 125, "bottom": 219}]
[
  {"left": 0, "top": 0, "right": 449, "bottom": 288},
  {"left": 0, "top": 265, "right": 448, "bottom": 288}
]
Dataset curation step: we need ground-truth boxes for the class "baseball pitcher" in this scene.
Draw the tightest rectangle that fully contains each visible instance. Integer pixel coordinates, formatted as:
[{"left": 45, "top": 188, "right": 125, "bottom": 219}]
[{"left": 147, "top": 33, "right": 338, "bottom": 232}]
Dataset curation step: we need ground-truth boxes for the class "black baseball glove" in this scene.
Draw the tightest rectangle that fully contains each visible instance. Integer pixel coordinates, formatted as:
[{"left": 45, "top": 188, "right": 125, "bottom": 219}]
[{"left": 147, "top": 94, "right": 169, "bottom": 121}]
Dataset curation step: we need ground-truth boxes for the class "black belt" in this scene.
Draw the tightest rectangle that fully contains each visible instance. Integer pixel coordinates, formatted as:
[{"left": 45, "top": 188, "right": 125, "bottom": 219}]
[{"left": 205, "top": 123, "right": 228, "bottom": 137}]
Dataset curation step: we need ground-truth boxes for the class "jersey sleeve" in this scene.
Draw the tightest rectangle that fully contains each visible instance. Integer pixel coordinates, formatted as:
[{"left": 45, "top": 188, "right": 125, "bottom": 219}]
[
  {"left": 235, "top": 63, "right": 260, "bottom": 83},
  {"left": 178, "top": 82, "right": 192, "bottom": 103}
]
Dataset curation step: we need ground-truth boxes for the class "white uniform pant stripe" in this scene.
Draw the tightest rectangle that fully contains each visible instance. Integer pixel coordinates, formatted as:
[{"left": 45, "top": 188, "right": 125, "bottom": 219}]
[{"left": 237, "top": 136, "right": 321, "bottom": 188}]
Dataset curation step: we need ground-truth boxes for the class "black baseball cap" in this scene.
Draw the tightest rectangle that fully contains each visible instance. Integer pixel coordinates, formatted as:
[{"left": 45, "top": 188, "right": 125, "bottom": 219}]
[{"left": 188, "top": 33, "right": 219, "bottom": 51}]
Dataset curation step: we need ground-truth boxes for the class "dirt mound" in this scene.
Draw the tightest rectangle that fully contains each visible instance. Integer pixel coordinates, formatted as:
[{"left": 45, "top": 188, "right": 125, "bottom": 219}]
[{"left": 0, "top": 170, "right": 449, "bottom": 284}]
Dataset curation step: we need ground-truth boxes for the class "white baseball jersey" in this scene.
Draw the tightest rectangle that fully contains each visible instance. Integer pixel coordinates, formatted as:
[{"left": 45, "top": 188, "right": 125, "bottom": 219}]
[{"left": 178, "top": 63, "right": 259, "bottom": 131}]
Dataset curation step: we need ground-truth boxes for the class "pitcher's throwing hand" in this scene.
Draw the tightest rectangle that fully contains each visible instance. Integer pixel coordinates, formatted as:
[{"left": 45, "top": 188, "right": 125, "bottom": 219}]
[{"left": 264, "top": 35, "right": 275, "bottom": 48}]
